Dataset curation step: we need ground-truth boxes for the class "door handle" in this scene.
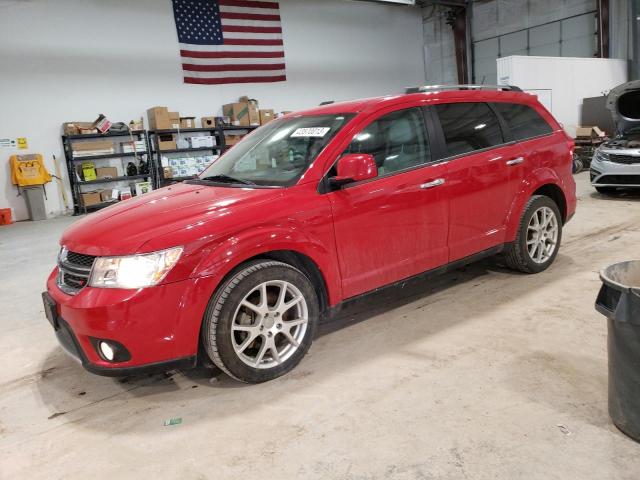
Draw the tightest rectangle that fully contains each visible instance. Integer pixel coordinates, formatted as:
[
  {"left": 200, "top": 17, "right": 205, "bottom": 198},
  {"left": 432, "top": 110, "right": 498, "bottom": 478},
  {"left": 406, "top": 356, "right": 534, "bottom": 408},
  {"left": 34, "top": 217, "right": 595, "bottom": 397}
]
[
  {"left": 420, "top": 178, "right": 445, "bottom": 189},
  {"left": 506, "top": 157, "right": 525, "bottom": 166}
]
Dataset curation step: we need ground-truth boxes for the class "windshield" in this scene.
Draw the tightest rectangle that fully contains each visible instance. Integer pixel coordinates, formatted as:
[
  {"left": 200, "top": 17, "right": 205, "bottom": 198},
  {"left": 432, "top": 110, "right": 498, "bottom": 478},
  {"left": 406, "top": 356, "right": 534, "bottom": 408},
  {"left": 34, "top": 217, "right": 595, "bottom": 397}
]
[{"left": 195, "top": 114, "right": 353, "bottom": 187}]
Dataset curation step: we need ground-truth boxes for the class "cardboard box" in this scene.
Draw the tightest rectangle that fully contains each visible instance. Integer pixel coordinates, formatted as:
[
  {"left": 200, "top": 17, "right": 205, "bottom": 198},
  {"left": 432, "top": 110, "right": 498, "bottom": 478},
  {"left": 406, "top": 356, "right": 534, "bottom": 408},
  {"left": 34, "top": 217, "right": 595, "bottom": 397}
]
[
  {"left": 158, "top": 133, "right": 176, "bottom": 151},
  {"left": 163, "top": 167, "right": 173, "bottom": 179},
  {"left": 223, "top": 102, "right": 259, "bottom": 126},
  {"left": 180, "top": 117, "right": 196, "bottom": 128},
  {"left": 100, "top": 189, "right": 116, "bottom": 202},
  {"left": 159, "top": 140, "right": 177, "bottom": 151},
  {"left": 169, "top": 112, "right": 180, "bottom": 129},
  {"left": 147, "top": 106, "right": 171, "bottom": 130},
  {"left": 96, "top": 167, "right": 118, "bottom": 179},
  {"left": 259, "top": 109, "right": 275, "bottom": 125},
  {"left": 63, "top": 122, "right": 97, "bottom": 136},
  {"left": 201, "top": 116, "right": 216, "bottom": 128},
  {"left": 224, "top": 134, "right": 243, "bottom": 146},
  {"left": 81, "top": 191, "right": 102, "bottom": 207},
  {"left": 72, "top": 140, "right": 114, "bottom": 155}
]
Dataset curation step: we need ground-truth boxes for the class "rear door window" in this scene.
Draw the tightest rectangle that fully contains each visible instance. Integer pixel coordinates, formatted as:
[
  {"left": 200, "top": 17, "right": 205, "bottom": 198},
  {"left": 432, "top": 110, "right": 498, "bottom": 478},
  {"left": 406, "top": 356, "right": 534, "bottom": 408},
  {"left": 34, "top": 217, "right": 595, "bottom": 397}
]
[
  {"left": 492, "top": 102, "right": 553, "bottom": 141},
  {"left": 434, "top": 102, "right": 504, "bottom": 157}
]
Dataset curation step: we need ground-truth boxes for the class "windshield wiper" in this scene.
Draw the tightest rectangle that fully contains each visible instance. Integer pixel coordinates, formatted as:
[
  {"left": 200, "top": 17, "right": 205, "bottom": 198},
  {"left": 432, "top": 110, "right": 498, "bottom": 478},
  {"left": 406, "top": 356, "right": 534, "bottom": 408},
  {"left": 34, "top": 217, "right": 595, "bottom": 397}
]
[{"left": 200, "top": 174, "right": 256, "bottom": 185}]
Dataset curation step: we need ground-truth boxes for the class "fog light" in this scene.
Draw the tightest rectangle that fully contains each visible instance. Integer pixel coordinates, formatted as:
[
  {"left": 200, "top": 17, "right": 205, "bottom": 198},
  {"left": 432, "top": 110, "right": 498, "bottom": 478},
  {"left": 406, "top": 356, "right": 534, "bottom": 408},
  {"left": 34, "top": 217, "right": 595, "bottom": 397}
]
[{"left": 99, "top": 341, "right": 115, "bottom": 361}]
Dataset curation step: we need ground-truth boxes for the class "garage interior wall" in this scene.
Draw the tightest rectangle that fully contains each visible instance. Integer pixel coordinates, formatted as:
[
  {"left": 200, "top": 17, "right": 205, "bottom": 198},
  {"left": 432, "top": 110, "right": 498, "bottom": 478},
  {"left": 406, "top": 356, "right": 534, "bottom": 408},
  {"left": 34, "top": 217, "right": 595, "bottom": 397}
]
[
  {"left": 472, "top": 0, "right": 598, "bottom": 84},
  {"left": 422, "top": 5, "right": 458, "bottom": 85},
  {"left": 0, "top": 0, "right": 425, "bottom": 222}
]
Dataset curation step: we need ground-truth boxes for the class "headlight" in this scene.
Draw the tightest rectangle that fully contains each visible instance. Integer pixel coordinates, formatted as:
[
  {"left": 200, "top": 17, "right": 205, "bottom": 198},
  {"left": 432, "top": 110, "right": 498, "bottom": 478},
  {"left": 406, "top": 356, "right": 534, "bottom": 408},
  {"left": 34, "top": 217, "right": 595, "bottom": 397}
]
[
  {"left": 89, "top": 247, "right": 183, "bottom": 289},
  {"left": 594, "top": 150, "right": 610, "bottom": 163}
]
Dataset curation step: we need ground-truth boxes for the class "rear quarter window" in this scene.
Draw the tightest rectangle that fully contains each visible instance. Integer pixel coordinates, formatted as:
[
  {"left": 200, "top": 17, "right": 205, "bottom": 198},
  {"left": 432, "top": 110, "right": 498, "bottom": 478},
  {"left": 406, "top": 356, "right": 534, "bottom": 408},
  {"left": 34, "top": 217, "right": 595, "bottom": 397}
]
[{"left": 492, "top": 102, "right": 553, "bottom": 141}]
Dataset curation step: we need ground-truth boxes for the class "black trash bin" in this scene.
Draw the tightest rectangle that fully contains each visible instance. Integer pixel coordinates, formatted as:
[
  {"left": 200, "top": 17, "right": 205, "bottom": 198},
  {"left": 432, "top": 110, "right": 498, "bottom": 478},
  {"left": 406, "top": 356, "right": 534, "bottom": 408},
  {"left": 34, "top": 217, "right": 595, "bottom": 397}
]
[{"left": 595, "top": 261, "right": 640, "bottom": 442}]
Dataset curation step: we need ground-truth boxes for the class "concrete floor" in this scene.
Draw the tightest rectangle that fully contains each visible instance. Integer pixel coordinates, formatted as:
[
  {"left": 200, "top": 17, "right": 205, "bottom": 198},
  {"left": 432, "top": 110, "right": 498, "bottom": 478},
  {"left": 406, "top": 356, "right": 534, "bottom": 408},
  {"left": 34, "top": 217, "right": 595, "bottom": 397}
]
[{"left": 1, "top": 172, "right": 639, "bottom": 479}]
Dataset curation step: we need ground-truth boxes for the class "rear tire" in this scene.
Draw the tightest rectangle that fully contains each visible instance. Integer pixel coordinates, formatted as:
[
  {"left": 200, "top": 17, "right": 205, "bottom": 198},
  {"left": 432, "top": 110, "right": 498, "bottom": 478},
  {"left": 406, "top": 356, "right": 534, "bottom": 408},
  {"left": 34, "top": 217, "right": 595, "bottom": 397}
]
[
  {"left": 202, "top": 260, "right": 319, "bottom": 383},
  {"left": 504, "top": 195, "right": 562, "bottom": 274}
]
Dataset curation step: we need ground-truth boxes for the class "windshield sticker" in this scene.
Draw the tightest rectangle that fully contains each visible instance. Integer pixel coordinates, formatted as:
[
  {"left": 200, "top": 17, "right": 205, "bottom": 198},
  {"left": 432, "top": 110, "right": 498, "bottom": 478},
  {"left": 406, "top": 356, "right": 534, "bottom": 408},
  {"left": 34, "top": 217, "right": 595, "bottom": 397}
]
[{"left": 290, "top": 127, "right": 331, "bottom": 138}]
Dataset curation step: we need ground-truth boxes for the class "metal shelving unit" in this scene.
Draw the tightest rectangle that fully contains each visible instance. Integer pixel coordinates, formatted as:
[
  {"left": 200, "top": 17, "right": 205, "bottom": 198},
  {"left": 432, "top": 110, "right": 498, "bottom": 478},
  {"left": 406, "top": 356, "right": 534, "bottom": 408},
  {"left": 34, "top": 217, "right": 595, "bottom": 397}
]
[
  {"left": 148, "top": 125, "right": 259, "bottom": 187},
  {"left": 62, "top": 130, "right": 156, "bottom": 215}
]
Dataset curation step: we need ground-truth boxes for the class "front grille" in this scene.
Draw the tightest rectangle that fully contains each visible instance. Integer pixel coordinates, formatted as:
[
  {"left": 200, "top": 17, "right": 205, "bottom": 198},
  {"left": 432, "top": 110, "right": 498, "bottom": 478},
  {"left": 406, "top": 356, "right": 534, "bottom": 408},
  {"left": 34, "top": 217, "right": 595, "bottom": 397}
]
[
  {"left": 57, "top": 249, "right": 95, "bottom": 295},
  {"left": 609, "top": 154, "right": 640, "bottom": 165},
  {"left": 596, "top": 175, "right": 640, "bottom": 186},
  {"left": 66, "top": 251, "right": 96, "bottom": 268}
]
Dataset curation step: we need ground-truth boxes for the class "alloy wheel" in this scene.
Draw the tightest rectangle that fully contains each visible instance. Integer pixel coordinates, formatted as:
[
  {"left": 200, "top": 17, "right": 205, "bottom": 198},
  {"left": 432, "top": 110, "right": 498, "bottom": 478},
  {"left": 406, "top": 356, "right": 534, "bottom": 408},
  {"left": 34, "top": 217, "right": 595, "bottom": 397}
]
[
  {"left": 231, "top": 280, "right": 309, "bottom": 369},
  {"left": 526, "top": 206, "right": 559, "bottom": 264}
]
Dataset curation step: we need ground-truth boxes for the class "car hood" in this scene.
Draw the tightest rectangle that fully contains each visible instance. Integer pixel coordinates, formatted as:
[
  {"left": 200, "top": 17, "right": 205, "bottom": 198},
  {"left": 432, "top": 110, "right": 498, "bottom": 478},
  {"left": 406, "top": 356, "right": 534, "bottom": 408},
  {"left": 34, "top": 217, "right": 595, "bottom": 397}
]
[
  {"left": 61, "top": 182, "right": 279, "bottom": 256},
  {"left": 606, "top": 80, "right": 640, "bottom": 135}
]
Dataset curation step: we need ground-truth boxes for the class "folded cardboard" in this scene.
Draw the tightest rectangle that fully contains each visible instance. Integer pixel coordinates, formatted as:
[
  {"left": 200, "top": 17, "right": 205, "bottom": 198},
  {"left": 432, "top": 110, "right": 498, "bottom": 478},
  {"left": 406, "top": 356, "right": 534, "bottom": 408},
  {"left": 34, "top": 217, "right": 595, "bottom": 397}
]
[
  {"left": 180, "top": 117, "right": 196, "bottom": 128},
  {"left": 96, "top": 167, "right": 118, "bottom": 179},
  {"left": 575, "top": 126, "right": 606, "bottom": 139},
  {"left": 259, "top": 109, "right": 274, "bottom": 125}
]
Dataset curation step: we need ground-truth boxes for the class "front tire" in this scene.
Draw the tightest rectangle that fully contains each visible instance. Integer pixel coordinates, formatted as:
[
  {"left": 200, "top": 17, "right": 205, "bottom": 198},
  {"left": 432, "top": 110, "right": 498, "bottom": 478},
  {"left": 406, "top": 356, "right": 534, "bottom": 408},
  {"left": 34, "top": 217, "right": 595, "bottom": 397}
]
[
  {"left": 202, "top": 260, "right": 319, "bottom": 383},
  {"left": 504, "top": 195, "right": 562, "bottom": 274}
]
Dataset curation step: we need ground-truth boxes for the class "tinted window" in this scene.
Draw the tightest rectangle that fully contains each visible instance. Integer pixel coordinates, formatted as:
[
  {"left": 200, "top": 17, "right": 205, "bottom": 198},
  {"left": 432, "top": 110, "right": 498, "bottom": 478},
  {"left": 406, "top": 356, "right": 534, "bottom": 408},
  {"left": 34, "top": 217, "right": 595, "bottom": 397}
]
[
  {"left": 435, "top": 102, "right": 503, "bottom": 156},
  {"left": 492, "top": 102, "right": 553, "bottom": 140},
  {"left": 344, "top": 108, "right": 429, "bottom": 177}
]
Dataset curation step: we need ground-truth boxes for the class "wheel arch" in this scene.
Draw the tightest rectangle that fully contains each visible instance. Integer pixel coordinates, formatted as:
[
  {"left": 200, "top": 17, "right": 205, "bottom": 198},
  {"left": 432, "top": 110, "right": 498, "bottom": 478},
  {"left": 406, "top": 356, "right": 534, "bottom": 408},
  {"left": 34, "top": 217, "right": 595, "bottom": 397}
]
[
  {"left": 506, "top": 169, "right": 568, "bottom": 240},
  {"left": 532, "top": 183, "right": 567, "bottom": 222}
]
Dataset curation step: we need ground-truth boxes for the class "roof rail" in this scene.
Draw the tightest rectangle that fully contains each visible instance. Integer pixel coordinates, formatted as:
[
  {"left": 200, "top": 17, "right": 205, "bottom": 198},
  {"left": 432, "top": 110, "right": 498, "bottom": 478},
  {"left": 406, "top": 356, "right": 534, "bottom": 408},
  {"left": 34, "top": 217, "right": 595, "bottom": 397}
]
[{"left": 405, "top": 84, "right": 522, "bottom": 94}]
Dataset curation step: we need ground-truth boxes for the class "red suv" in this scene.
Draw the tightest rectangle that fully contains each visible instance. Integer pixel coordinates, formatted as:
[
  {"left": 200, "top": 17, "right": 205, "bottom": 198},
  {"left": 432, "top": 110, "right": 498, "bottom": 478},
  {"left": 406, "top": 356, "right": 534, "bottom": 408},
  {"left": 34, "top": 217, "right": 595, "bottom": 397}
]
[{"left": 44, "top": 86, "right": 576, "bottom": 383}]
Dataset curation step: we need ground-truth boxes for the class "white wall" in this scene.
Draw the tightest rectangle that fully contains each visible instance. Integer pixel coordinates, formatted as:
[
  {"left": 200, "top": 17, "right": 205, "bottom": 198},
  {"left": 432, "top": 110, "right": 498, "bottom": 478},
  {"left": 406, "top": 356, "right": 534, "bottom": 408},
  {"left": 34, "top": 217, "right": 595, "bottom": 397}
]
[
  {"left": 497, "top": 56, "right": 628, "bottom": 137},
  {"left": 0, "top": 0, "right": 425, "bottom": 221}
]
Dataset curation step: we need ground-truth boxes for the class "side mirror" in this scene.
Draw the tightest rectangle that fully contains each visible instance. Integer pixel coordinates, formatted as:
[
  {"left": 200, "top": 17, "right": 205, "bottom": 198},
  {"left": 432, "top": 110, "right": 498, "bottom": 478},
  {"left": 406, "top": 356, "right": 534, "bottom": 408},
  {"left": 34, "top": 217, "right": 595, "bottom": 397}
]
[{"left": 328, "top": 153, "right": 377, "bottom": 189}]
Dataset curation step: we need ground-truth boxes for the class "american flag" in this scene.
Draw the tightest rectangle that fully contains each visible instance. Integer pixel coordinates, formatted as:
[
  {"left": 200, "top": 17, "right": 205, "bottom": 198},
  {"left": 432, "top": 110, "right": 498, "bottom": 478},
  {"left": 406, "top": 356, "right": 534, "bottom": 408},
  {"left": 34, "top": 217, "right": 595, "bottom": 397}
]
[{"left": 172, "top": 0, "right": 286, "bottom": 85}]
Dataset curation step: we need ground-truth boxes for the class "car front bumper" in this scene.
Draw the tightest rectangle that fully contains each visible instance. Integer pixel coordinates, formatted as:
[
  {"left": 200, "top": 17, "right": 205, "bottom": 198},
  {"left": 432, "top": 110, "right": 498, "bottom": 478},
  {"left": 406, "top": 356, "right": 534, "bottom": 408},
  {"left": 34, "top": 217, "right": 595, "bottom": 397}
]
[
  {"left": 591, "top": 159, "right": 640, "bottom": 187},
  {"left": 45, "top": 268, "right": 217, "bottom": 375}
]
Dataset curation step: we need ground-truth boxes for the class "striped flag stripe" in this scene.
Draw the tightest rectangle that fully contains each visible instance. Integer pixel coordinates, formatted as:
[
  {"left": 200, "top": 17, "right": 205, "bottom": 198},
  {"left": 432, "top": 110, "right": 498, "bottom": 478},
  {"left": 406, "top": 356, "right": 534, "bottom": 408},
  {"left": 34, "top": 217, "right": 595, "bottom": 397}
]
[
  {"left": 185, "top": 75, "right": 287, "bottom": 85},
  {"left": 219, "top": 5, "right": 279, "bottom": 15},
  {"left": 222, "top": 18, "right": 281, "bottom": 28},
  {"left": 218, "top": 0, "right": 279, "bottom": 8},
  {"left": 183, "top": 62, "right": 285, "bottom": 72},
  {"left": 223, "top": 31, "right": 282, "bottom": 40},
  {"left": 179, "top": 42, "right": 283, "bottom": 52},
  {"left": 223, "top": 25, "right": 282, "bottom": 33},
  {"left": 223, "top": 38, "right": 283, "bottom": 46},
  {"left": 185, "top": 69, "right": 285, "bottom": 78},
  {"left": 181, "top": 56, "right": 283, "bottom": 65},
  {"left": 180, "top": 49, "right": 284, "bottom": 59},
  {"left": 220, "top": 12, "right": 281, "bottom": 21}
]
